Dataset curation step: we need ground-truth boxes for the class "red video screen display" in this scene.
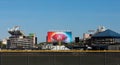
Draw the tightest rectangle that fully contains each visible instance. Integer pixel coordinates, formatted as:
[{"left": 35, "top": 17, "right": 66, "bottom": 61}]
[{"left": 47, "top": 31, "right": 72, "bottom": 43}]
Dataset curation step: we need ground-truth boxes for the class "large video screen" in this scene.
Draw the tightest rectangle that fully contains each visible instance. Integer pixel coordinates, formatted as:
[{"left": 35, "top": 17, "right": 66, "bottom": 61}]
[{"left": 47, "top": 32, "right": 72, "bottom": 43}]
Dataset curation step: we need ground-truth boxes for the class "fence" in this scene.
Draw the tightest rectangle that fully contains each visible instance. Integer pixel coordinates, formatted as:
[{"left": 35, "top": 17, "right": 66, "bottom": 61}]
[{"left": 0, "top": 50, "right": 120, "bottom": 65}]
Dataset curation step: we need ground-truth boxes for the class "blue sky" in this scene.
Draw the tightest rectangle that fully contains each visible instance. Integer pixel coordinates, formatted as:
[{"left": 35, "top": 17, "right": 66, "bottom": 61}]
[{"left": 0, "top": 0, "right": 120, "bottom": 42}]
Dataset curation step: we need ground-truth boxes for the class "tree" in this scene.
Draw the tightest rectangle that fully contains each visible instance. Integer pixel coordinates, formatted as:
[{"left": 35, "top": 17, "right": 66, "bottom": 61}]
[
  {"left": 0, "top": 41, "right": 2, "bottom": 48},
  {"left": 0, "top": 41, "right": 6, "bottom": 49}
]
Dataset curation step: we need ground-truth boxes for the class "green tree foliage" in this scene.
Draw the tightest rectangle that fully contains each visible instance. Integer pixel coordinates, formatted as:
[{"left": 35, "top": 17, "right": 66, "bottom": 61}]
[{"left": 0, "top": 41, "right": 6, "bottom": 49}]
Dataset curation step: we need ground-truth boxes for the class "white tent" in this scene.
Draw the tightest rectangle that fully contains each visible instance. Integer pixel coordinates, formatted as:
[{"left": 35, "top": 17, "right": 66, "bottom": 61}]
[{"left": 51, "top": 45, "right": 70, "bottom": 50}]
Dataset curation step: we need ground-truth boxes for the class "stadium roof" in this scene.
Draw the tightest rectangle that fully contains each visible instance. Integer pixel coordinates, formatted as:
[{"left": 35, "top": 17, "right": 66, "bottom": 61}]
[{"left": 92, "top": 29, "right": 120, "bottom": 38}]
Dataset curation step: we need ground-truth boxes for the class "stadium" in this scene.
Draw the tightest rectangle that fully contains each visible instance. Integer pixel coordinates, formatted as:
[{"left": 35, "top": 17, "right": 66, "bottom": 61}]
[{"left": 0, "top": 26, "right": 120, "bottom": 65}]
